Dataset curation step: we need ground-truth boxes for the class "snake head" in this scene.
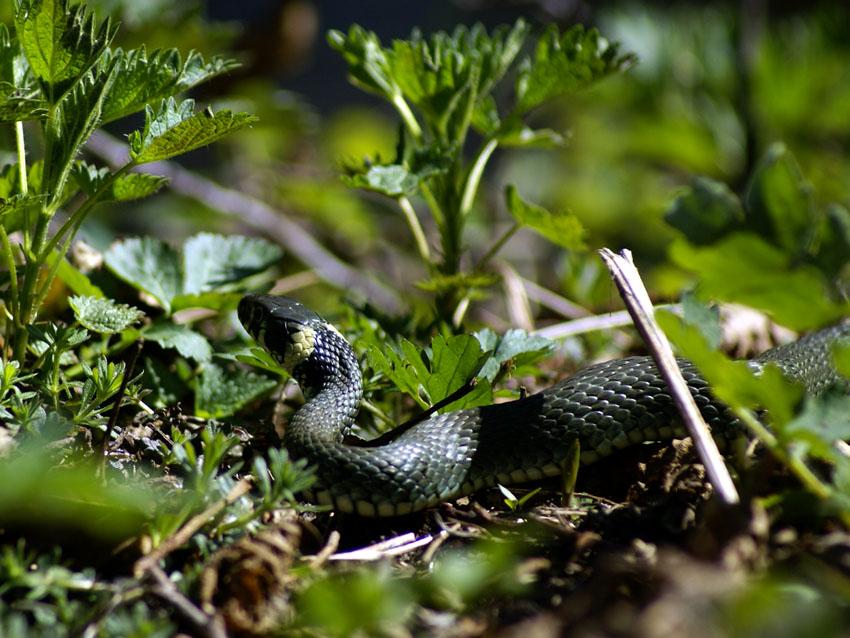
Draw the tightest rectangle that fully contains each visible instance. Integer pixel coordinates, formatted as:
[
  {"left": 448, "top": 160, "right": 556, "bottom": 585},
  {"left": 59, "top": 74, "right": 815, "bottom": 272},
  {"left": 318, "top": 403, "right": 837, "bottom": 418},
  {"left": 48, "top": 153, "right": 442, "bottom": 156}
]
[{"left": 238, "top": 294, "right": 326, "bottom": 373}]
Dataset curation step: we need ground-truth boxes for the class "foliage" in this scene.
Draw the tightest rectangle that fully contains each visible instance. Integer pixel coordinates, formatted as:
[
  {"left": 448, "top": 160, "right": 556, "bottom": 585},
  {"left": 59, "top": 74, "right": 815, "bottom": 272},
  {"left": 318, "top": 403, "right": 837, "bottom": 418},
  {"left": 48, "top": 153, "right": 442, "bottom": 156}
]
[{"left": 330, "top": 19, "right": 634, "bottom": 322}]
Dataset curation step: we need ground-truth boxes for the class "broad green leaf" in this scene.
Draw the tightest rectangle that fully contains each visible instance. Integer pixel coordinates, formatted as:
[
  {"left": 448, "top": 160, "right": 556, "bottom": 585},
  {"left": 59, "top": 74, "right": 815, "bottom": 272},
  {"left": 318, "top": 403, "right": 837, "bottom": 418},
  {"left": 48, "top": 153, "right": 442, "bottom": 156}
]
[
  {"left": 515, "top": 24, "right": 635, "bottom": 114},
  {"left": 100, "top": 47, "right": 238, "bottom": 124},
  {"left": 497, "top": 123, "right": 568, "bottom": 148},
  {"left": 426, "top": 334, "right": 493, "bottom": 411},
  {"left": 195, "top": 360, "right": 278, "bottom": 418},
  {"left": 104, "top": 236, "right": 182, "bottom": 313},
  {"left": 128, "top": 98, "right": 258, "bottom": 164},
  {"left": 342, "top": 164, "right": 424, "bottom": 197},
  {"left": 0, "top": 193, "right": 41, "bottom": 234},
  {"left": 816, "top": 204, "right": 850, "bottom": 278},
  {"left": 784, "top": 394, "right": 850, "bottom": 460},
  {"left": 367, "top": 338, "right": 430, "bottom": 409},
  {"left": 0, "top": 26, "right": 47, "bottom": 121},
  {"left": 665, "top": 175, "right": 744, "bottom": 245},
  {"left": 505, "top": 184, "right": 585, "bottom": 251},
  {"left": 16, "top": 0, "right": 117, "bottom": 103},
  {"left": 327, "top": 26, "right": 400, "bottom": 101},
  {"left": 232, "top": 346, "right": 288, "bottom": 377},
  {"left": 68, "top": 295, "right": 143, "bottom": 333},
  {"left": 171, "top": 292, "right": 243, "bottom": 314},
  {"left": 181, "top": 233, "right": 283, "bottom": 294},
  {"left": 144, "top": 321, "right": 212, "bottom": 363},
  {"left": 475, "top": 328, "right": 553, "bottom": 381},
  {"left": 745, "top": 143, "right": 812, "bottom": 254},
  {"left": 669, "top": 234, "right": 846, "bottom": 330},
  {"left": 71, "top": 162, "right": 169, "bottom": 201}
]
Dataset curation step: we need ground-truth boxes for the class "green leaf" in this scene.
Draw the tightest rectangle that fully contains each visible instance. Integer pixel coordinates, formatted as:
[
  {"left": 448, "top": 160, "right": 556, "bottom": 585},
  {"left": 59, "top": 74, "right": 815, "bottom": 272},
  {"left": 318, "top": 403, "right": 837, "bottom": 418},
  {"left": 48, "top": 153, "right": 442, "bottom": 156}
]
[
  {"left": 144, "top": 321, "right": 212, "bottom": 363},
  {"left": 71, "top": 162, "right": 169, "bottom": 201},
  {"left": 475, "top": 328, "right": 553, "bottom": 381},
  {"left": 128, "top": 97, "right": 258, "bottom": 164},
  {"left": 426, "top": 334, "right": 493, "bottom": 411},
  {"left": 784, "top": 394, "right": 850, "bottom": 460},
  {"left": 515, "top": 24, "right": 636, "bottom": 114},
  {"left": 505, "top": 184, "right": 586, "bottom": 251},
  {"left": 669, "top": 234, "right": 847, "bottom": 331},
  {"left": 665, "top": 175, "right": 745, "bottom": 245},
  {"left": 53, "top": 256, "right": 103, "bottom": 297},
  {"left": 44, "top": 56, "right": 118, "bottom": 196},
  {"left": 0, "top": 193, "right": 41, "bottom": 234},
  {"left": 745, "top": 143, "right": 813, "bottom": 254},
  {"left": 181, "top": 233, "right": 283, "bottom": 294},
  {"left": 68, "top": 295, "right": 144, "bottom": 333},
  {"left": 104, "top": 236, "right": 182, "bottom": 313},
  {"left": 415, "top": 271, "right": 500, "bottom": 294},
  {"left": 497, "top": 122, "right": 568, "bottom": 148},
  {"left": 100, "top": 47, "right": 238, "bottom": 124},
  {"left": 0, "top": 25, "right": 47, "bottom": 120},
  {"left": 195, "top": 360, "right": 278, "bottom": 418},
  {"left": 16, "top": 0, "right": 117, "bottom": 103},
  {"left": 342, "top": 164, "right": 424, "bottom": 197},
  {"left": 816, "top": 204, "right": 850, "bottom": 279},
  {"left": 170, "top": 292, "right": 243, "bottom": 314}
]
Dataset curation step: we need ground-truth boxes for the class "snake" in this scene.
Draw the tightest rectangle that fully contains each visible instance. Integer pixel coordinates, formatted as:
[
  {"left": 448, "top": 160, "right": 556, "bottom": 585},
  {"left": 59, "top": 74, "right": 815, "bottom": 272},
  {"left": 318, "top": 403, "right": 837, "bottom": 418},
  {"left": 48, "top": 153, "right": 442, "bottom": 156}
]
[{"left": 238, "top": 294, "right": 848, "bottom": 517}]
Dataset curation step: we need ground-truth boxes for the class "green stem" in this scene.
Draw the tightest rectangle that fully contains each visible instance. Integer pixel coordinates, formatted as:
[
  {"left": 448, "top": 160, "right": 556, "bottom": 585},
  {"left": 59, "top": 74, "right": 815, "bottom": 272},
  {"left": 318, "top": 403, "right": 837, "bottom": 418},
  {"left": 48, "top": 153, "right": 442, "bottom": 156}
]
[
  {"left": 475, "top": 222, "right": 520, "bottom": 272},
  {"left": 459, "top": 138, "right": 498, "bottom": 218},
  {"left": 398, "top": 196, "right": 431, "bottom": 265},
  {"left": 391, "top": 93, "right": 422, "bottom": 143},
  {"left": 734, "top": 406, "right": 832, "bottom": 501}
]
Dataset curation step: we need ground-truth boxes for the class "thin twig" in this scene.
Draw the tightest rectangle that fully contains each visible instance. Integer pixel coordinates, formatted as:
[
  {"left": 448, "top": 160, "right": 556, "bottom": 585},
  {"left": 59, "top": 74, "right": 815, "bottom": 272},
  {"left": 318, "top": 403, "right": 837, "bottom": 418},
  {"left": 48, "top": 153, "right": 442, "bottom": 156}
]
[
  {"left": 598, "top": 248, "right": 740, "bottom": 505},
  {"left": 329, "top": 532, "right": 434, "bottom": 561},
  {"left": 148, "top": 564, "right": 228, "bottom": 638},
  {"left": 134, "top": 479, "right": 252, "bottom": 578}
]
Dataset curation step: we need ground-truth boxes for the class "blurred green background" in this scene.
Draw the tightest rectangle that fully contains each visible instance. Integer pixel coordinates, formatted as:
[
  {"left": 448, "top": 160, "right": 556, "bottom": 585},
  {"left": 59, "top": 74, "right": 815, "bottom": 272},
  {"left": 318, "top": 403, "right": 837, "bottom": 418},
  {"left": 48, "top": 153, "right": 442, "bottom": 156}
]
[{"left": 8, "top": 0, "right": 849, "bottom": 320}]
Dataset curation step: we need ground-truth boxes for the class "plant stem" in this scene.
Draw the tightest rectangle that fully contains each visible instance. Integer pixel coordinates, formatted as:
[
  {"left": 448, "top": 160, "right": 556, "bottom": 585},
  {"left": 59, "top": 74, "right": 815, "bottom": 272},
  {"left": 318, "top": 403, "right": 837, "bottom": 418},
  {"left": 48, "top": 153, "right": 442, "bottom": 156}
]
[
  {"left": 459, "top": 138, "right": 498, "bottom": 218},
  {"left": 475, "top": 222, "right": 520, "bottom": 272},
  {"left": 15, "top": 121, "right": 27, "bottom": 195},
  {"left": 391, "top": 93, "right": 422, "bottom": 142},
  {"left": 398, "top": 196, "right": 431, "bottom": 264}
]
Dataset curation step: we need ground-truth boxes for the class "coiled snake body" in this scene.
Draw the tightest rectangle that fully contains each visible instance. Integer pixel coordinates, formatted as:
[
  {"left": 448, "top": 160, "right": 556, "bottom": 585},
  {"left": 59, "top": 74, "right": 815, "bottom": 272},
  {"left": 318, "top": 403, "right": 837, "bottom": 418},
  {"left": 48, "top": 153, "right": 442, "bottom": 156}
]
[{"left": 238, "top": 294, "right": 848, "bottom": 517}]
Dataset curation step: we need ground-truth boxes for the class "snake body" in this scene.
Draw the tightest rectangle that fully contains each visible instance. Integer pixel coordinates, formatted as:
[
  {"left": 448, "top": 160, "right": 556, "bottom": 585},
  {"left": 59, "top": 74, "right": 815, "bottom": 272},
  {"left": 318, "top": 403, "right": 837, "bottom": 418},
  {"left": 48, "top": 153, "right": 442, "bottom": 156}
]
[{"left": 238, "top": 294, "right": 848, "bottom": 517}]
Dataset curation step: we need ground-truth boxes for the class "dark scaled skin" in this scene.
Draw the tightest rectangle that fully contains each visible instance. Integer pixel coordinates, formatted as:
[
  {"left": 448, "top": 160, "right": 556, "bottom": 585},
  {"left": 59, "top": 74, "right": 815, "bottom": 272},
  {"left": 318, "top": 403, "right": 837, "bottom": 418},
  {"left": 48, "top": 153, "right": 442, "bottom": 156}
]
[{"left": 239, "top": 294, "right": 849, "bottom": 517}]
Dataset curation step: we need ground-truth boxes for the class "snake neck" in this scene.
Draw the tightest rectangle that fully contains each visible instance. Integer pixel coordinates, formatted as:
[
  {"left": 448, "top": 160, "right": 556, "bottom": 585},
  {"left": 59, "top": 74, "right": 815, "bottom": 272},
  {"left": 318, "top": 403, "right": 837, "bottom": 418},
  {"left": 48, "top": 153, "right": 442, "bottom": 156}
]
[{"left": 286, "top": 328, "right": 362, "bottom": 445}]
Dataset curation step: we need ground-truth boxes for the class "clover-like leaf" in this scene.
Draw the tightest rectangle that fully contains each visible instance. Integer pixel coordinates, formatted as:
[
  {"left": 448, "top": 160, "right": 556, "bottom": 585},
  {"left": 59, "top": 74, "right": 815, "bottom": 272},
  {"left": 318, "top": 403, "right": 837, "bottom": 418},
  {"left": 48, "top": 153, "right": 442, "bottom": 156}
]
[
  {"left": 505, "top": 184, "right": 586, "bottom": 251},
  {"left": 68, "top": 295, "right": 144, "bottom": 334}
]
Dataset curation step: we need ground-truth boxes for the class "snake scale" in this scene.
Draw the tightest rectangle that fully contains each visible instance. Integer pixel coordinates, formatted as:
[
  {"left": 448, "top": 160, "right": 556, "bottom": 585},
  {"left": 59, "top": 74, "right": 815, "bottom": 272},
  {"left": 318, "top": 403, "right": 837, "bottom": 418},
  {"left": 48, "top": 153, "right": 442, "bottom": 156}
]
[{"left": 238, "top": 294, "right": 849, "bottom": 517}]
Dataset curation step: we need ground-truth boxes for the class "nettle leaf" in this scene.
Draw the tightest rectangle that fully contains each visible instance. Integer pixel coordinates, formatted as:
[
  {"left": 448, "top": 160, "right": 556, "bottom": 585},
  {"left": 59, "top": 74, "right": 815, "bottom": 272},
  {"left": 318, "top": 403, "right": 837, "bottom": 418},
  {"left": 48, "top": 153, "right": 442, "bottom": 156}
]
[
  {"left": 68, "top": 295, "right": 144, "bottom": 333},
  {"left": 745, "top": 143, "right": 813, "bottom": 254},
  {"left": 104, "top": 236, "right": 182, "bottom": 313},
  {"left": 71, "top": 162, "right": 169, "bottom": 201},
  {"left": 0, "top": 26, "right": 47, "bottom": 121},
  {"left": 181, "top": 233, "right": 283, "bottom": 294},
  {"left": 669, "top": 233, "right": 846, "bottom": 330},
  {"left": 16, "top": 0, "right": 117, "bottom": 103},
  {"left": 505, "top": 185, "right": 586, "bottom": 251},
  {"left": 100, "top": 47, "right": 237, "bottom": 124},
  {"left": 515, "top": 24, "right": 635, "bottom": 114},
  {"left": 45, "top": 57, "right": 118, "bottom": 195},
  {"left": 171, "top": 292, "right": 243, "bottom": 314},
  {"left": 51, "top": 255, "right": 103, "bottom": 298},
  {"left": 195, "top": 360, "right": 278, "bottom": 418},
  {"left": 128, "top": 97, "right": 258, "bottom": 164},
  {"left": 343, "top": 164, "right": 423, "bottom": 197},
  {"left": 665, "top": 175, "right": 745, "bottom": 245},
  {"left": 426, "top": 334, "right": 493, "bottom": 411},
  {"left": 475, "top": 328, "right": 553, "bottom": 381},
  {"left": 144, "top": 321, "right": 212, "bottom": 363},
  {"left": 368, "top": 338, "right": 430, "bottom": 408},
  {"left": 0, "top": 193, "right": 41, "bottom": 234},
  {"left": 327, "top": 26, "right": 399, "bottom": 101}
]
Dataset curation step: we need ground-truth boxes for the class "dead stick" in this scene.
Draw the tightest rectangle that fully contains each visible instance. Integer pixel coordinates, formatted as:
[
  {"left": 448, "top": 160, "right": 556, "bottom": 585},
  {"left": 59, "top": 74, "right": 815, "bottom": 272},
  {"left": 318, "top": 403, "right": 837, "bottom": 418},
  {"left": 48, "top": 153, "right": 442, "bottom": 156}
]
[{"left": 598, "top": 248, "right": 740, "bottom": 505}]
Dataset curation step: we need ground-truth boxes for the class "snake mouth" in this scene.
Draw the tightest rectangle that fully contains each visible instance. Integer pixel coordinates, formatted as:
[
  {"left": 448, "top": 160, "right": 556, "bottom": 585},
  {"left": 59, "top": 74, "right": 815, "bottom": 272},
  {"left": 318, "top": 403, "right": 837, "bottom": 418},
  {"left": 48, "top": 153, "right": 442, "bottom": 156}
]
[{"left": 238, "top": 294, "right": 324, "bottom": 371}]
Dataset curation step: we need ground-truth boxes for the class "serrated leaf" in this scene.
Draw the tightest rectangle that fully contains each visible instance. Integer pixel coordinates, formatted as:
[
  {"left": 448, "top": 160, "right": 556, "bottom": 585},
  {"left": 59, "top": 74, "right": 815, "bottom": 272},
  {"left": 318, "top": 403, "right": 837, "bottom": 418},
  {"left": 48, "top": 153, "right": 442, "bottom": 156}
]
[
  {"left": 16, "top": 0, "right": 117, "bottom": 103},
  {"left": 342, "top": 165, "right": 421, "bottom": 197},
  {"left": 195, "top": 361, "right": 278, "bottom": 418},
  {"left": 100, "top": 47, "right": 238, "bottom": 124},
  {"left": 0, "top": 193, "right": 41, "bottom": 234},
  {"left": 515, "top": 24, "right": 635, "bottom": 114},
  {"left": 669, "top": 234, "right": 846, "bottom": 331},
  {"left": 181, "top": 233, "right": 283, "bottom": 294},
  {"left": 171, "top": 292, "right": 243, "bottom": 313},
  {"left": 232, "top": 346, "right": 288, "bottom": 377},
  {"left": 505, "top": 185, "right": 585, "bottom": 251},
  {"left": 71, "top": 162, "right": 169, "bottom": 201},
  {"left": 104, "top": 236, "right": 182, "bottom": 313},
  {"left": 68, "top": 295, "right": 143, "bottom": 333},
  {"left": 144, "top": 321, "right": 211, "bottom": 363},
  {"left": 475, "top": 328, "right": 553, "bottom": 381},
  {"left": 664, "top": 175, "right": 744, "bottom": 245},
  {"left": 745, "top": 143, "right": 813, "bottom": 254},
  {"left": 327, "top": 26, "right": 399, "bottom": 101},
  {"left": 44, "top": 251, "right": 103, "bottom": 297},
  {"left": 426, "top": 334, "right": 492, "bottom": 411},
  {"left": 128, "top": 97, "right": 258, "bottom": 164}
]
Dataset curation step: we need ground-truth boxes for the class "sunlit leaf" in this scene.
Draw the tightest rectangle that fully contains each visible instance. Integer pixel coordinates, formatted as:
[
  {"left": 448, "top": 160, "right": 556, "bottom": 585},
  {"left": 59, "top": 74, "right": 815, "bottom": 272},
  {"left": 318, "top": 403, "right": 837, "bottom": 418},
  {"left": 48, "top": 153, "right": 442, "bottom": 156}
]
[
  {"left": 475, "top": 328, "right": 553, "bottom": 381},
  {"left": 104, "top": 236, "right": 182, "bottom": 313},
  {"left": 16, "top": 0, "right": 117, "bottom": 102},
  {"left": 71, "top": 162, "right": 169, "bottom": 201},
  {"left": 181, "top": 233, "right": 283, "bottom": 294},
  {"left": 144, "top": 321, "right": 211, "bottom": 363},
  {"left": 665, "top": 175, "right": 744, "bottom": 245},
  {"left": 68, "top": 295, "right": 144, "bottom": 333},
  {"left": 195, "top": 360, "right": 278, "bottom": 418},
  {"left": 505, "top": 184, "right": 585, "bottom": 251}
]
